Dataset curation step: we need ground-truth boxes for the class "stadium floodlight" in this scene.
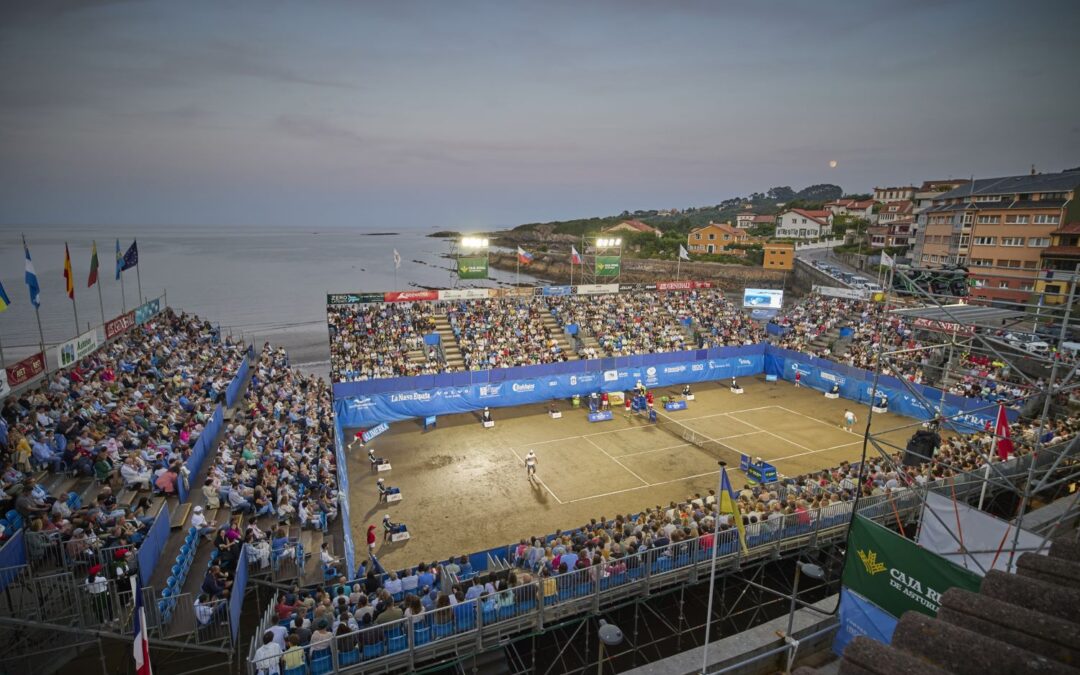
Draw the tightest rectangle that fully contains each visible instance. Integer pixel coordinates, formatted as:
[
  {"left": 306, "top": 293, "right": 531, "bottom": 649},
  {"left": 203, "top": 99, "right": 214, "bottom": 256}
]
[
  {"left": 461, "top": 237, "right": 490, "bottom": 249},
  {"left": 596, "top": 237, "right": 622, "bottom": 248}
]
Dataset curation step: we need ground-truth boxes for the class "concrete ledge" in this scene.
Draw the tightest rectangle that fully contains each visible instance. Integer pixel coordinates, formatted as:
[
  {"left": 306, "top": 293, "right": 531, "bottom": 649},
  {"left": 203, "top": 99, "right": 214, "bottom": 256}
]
[{"left": 621, "top": 596, "right": 839, "bottom": 675}]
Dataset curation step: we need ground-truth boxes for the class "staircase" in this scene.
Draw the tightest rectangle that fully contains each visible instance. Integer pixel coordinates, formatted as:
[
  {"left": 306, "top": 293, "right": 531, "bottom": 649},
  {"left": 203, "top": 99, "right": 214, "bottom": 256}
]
[
  {"left": 434, "top": 316, "right": 465, "bottom": 370},
  {"left": 541, "top": 315, "right": 578, "bottom": 360},
  {"left": 578, "top": 333, "right": 602, "bottom": 357}
]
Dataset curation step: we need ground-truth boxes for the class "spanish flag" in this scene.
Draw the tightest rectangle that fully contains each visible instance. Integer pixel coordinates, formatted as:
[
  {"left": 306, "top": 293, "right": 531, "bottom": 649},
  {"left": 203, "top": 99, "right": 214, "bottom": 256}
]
[
  {"left": 720, "top": 464, "right": 748, "bottom": 552},
  {"left": 64, "top": 243, "right": 75, "bottom": 300},
  {"left": 0, "top": 280, "right": 11, "bottom": 313}
]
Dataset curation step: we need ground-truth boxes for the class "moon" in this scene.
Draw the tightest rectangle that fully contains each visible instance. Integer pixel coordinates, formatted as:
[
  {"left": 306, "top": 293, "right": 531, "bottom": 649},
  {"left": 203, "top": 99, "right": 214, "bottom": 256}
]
[{"left": 829, "top": 160, "right": 838, "bottom": 168}]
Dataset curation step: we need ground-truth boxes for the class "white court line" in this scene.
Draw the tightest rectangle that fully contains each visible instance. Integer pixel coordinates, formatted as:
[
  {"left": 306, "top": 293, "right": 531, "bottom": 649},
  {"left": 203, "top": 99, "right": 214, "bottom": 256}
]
[
  {"left": 723, "top": 410, "right": 816, "bottom": 453},
  {"left": 506, "top": 446, "right": 564, "bottom": 504},
  {"left": 776, "top": 406, "right": 864, "bottom": 438},
  {"left": 615, "top": 431, "right": 765, "bottom": 458},
  {"left": 583, "top": 436, "right": 650, "bottom": 486},
  {"left": 518, "top": 405, "right": 779, "bottom": 447},
  {"left": 561, "top": 468, "right": 723, "bottom": 504},
  {"left": 768, "top": 440, "right": 863, "bottom": 463}
]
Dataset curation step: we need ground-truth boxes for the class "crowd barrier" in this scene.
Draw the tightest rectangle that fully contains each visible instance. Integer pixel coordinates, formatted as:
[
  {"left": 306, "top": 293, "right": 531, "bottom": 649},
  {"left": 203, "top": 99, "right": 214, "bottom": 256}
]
[
  {"left": 229, "top": 546, "right": 249, "bottom": 643},
  {"left": 333, "top": 343, "right": 1006, "bottom": 431},
  {"left": 180, "top": 405, "right": 224, "bottom": 503},
  {"left": 0, "top": 531, "right": 27, "bottom": 592},
  {"left": 225, "top": 345, "right": 255, "bottom": 408},
  {"left": 137, "top": 503, "right": 172, "bottom": 587},
  {"left": 334, "top": 421, "right": 357, "bottom": 581}
]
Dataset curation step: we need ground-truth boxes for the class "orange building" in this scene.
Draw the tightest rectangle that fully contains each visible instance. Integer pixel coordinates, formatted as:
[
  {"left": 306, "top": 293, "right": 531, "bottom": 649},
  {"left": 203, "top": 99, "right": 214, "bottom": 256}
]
[
  {"left": 687, "top": 222, "right": 751, "bottom": 253},
  {"left": 763, "top": 242, "right": 794, "bottom": 270}
]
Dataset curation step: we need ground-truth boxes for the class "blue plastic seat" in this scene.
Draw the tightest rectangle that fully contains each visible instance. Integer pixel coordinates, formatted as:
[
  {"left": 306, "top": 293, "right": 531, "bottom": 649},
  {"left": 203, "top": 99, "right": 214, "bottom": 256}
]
[
  {"left": 309, "top": 653, "right": 332, "bottom": 675},
  {"left": 432, "top": 621, "right": 454, "bottom": 639},
  {"left": 362, "top": 642, "right": 384, "bottom": 659},
  {"left": 339, "top": 648, "right": 360, "bottom": 666},
  {"left": 284, "top": 666, "right": 306, "bottom": 675},
  {"left": 387, "top": 634, "right": 406, "bottom": 653},
  {"left": 413, "top": 626, "right": 430, "bottom": 646}
]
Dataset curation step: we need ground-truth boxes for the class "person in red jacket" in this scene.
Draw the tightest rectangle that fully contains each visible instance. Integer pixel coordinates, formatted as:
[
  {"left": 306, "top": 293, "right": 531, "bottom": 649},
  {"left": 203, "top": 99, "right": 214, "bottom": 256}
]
[{"left": 367, "top": 524, "right": 377, "bottom": 559}]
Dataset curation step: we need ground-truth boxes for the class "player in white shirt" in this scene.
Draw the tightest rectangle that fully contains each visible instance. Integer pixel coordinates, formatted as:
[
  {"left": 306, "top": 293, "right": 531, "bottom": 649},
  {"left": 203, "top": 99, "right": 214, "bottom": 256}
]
[
  {"left": 842, "top": 409, "right": 857, "bottom": 432},
  {"left": 525, "top": 450, "right": 538, "bottom": 481}
]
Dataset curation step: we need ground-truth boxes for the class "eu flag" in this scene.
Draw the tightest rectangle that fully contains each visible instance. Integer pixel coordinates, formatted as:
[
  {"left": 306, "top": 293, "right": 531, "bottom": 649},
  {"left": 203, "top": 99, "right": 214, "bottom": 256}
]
[{"left": 122, "top": 240, "right": 139, "bottom": 271}]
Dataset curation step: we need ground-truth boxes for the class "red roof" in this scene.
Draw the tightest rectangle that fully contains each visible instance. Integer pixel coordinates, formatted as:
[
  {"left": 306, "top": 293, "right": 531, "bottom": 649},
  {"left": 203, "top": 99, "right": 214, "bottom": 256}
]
[
  {"left": 1051, "top": 222, "right": 1080, "bottom": 235},
  {"left": 751, "top": 214, "right": 775, "bottom": 223},
  {"left": 604, "top": 219, "right": 661, "bottom": 234},
  {"left": 787, "top": 208, "right": 831, "bottom": 226}
]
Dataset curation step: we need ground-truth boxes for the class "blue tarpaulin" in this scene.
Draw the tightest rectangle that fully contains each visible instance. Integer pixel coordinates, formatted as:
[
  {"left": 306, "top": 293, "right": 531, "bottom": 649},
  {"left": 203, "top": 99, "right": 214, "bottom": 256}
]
[{"left": 833, "top": 588, "right": 898, "bottom": 656}]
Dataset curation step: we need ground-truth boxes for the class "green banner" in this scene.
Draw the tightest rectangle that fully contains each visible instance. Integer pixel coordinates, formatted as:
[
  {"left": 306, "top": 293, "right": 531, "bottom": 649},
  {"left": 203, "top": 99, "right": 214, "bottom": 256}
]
[
  {"left": 842, "top": 515, "right": 981, "bottom": 619},
  {"left": 595, "top": 255, "right": 621, "bottom": 277},
  {"left": 457, "top": 256, "right": 489, "bottom": 279}
]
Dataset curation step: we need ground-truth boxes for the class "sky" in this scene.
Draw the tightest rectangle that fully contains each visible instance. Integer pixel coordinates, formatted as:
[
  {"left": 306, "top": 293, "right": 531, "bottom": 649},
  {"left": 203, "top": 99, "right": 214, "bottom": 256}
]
[{"left": 2, "top": 0, "right": 1079, "bottom": 230}]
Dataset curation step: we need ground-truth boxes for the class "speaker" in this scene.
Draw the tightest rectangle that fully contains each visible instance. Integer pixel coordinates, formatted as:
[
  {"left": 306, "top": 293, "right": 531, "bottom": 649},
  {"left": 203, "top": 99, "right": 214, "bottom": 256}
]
[{"left": 902, "top": 430, "right": 940, "bottom": 467}]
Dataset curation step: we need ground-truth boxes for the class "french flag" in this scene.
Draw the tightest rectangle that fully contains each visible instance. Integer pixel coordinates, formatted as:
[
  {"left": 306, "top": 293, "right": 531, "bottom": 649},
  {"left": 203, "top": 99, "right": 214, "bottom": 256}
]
[
  {"left": 132, "top": 576, "right": 152, "bottom": 675},
  {"left": 571, "top": 246, "right": 582, "bottom": 265},
  {"left": 517, "top": 246, "right": 534, "bottom": 265}
]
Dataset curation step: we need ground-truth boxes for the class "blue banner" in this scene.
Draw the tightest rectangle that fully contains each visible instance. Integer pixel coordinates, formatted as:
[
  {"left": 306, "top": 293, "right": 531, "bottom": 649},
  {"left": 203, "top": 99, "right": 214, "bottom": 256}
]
[
  {"left": 763, "top": 347, "right": 1016, "bottom": 433},
  {"left": 135, "top": 298, "right": 161, "bottom": 325},
  {"left": 334, "top": 349, "right": 765, "bottom": 426},
  {"left": 0, "top": 531, "right": 26, "bottom": 592},
  {"left": 181, "top": 405, "right": 223, "bottom": 503},
  {"left": 542, "top": 286, "right": 573, "bottom": 296},
  {"left": 664, "top": 400, "right": 688, "bottom": 411},
  {"left": 361, "top": 422, "right": 389, "bottom": 443},
  {"left": 138, "top": 503, "right": 170, "bottom": 587},
  {"left": 589, "top": 410, "right": 614, "bottom": 422},
  {"left": 833, "top": 588, "right": 898, "bottom": 656},
  {"left": 229, "top": 546, "right": 249, "bottom": 642},
  {"left": 333, "top": 421, "right": 356, "bottom": 578},
  {"left": 225, "top": 357, "right": 250, "bottom": 408}
]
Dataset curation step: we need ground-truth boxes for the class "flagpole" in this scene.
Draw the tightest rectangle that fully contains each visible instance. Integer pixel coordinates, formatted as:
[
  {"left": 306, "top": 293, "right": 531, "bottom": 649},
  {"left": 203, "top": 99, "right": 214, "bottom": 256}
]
[
  {"left": 977, "top": 416, "right": 1000, "bottom": 511},
  {"left": 66, "top": 242, "right": 80, "bottom": 335},
  {"left": 569, "top": 250, "right": 573, "bottom": 287},
  {"left": 94, "top": 241, "right": 105, "bottom": 325},
  {"left": 120, "top": 268, "right": 127, "bottom": 313},
  {"left": 22, "top": 234, "right": 48, "bottom": 370},
  {"left": 516, "top": 257, "right": 520, "bottom": 287},
  {"left": 701, "top": 461, "right": 727, "bottom": 674},
  {"left": 136, "top": 264, "right": 143, "bottom": 305},
  {"left": 677, "top": 257, "right": 681, "bottom": 282},
  {"left": 0, "top": 329, "right": 6, "bottom": 369}
]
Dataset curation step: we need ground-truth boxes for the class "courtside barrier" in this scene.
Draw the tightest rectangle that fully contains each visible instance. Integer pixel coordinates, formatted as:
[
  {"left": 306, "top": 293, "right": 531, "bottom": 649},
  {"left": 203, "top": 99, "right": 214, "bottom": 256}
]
[
  {"left": 334, "top": 419, "right": 357, "bottom": 578},
  {"left": 138, "top": 503, "right": 171, "bottom": 587},
  {"left": 225, "top": 349, "right": 252, "bottom": 408},
  {"left": 0, "top": 531, "right": 27, "bottom": 592},
  {"left": 229, "top": 546, "right": 249, "bottom": 643},
  {"left": 180, "top": 405, "right": 224, "bottom": 503}
]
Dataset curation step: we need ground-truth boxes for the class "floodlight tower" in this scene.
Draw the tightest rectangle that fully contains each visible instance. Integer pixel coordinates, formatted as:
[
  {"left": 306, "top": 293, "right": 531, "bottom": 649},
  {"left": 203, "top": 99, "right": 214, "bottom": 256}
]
[
  {"left": 453, "top": 236, "right": 490, "bottom": 288},
  {"left": 590, "top": 236, "right": 624, "bottom": 283}
]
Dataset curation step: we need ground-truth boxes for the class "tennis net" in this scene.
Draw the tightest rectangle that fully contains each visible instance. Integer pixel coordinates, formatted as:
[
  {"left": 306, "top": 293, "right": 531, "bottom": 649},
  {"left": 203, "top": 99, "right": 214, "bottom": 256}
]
[{"left": 653, "top": 409, "right": 739, "bottom": 463}]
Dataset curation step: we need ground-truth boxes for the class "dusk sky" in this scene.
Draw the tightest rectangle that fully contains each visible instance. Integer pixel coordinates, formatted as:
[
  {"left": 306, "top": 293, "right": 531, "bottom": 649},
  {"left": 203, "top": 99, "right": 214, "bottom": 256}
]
[{"left": 2, "top": 0, "right": 1079, "bottom": 230}]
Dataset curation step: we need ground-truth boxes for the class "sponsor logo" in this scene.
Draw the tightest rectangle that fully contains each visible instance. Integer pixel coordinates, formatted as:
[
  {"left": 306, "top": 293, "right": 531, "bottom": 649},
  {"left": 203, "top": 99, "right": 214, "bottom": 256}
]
[
  {"left": 389, "top": 391, "right": 432, "bottom": 403},
  {"left": 512, "top": 382, "right": 535, "bottom": 393},
  {"left": 691, "top": 363, "right": 705, "bottom": 372},
  {"left": 348, "top": 398, "right": 374, "bottom": 409},
  {"left": 791, "top": 363, "right": 811, "bottom": 375},
  {"left": 662, "top": 365, "right": 686, "bottom": 374},
  {"left": 105, "top": 311, "right": 136, "bottom": 339},
  {"left": 603, "top": 370, "right": 618, "bottom": 382},
  {"left": 738, "top": 358, "right": 753, "bottom": 367},
  {"left": 646, "top": 367, "right": 657, "bottom": 377},
  {"left": 384, "top": 290, "right": 439, "bottom": 302},
  {"left": 548, "top": 380, "right": 558, "bottom": 387},
  {"left": 820, "top": 372, "right": 846, "bottom": 385},
  {"left": 858, "top": 549, "right": 887, "bottom": 575},
  {"left": 478, "top": 385, "right": 502, "bottom": 398},
  {"left": 569, "top": 375, "right": 578, "bottom": 386}
]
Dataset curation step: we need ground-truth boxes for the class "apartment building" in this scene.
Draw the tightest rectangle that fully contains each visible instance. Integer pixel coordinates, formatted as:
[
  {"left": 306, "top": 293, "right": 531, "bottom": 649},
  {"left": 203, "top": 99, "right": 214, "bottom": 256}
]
[
  {"left": 910, "top": 179, "right": 969, "bottom": 261},
  {"left": 1036, "top": 223, "right": 1080, "bottom": 305},
  {"left": 919, "top": 169, "right": 1080, "bottom": 304},
  {"left": 873, "top": 186, "right": 916, "bottom": 203}
]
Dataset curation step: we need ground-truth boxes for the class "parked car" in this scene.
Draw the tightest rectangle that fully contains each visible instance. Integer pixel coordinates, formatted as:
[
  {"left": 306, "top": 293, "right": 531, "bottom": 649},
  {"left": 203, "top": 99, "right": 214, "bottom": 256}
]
[{"left": 1004, "top": 332, "right": 1050, "bottom": 355}]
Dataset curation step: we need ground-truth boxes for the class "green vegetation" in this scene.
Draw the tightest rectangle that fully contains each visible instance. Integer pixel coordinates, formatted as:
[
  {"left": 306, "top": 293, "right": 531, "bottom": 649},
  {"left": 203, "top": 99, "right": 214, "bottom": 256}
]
[{"left": 427, "top": 230, "right": 461, "bottom": 238}]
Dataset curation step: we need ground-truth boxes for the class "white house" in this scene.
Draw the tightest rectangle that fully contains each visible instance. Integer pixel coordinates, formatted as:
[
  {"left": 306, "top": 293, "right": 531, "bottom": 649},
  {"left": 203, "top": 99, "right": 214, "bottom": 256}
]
[{"left": 775, "top": 209, "right": 833, "bottom": 239}]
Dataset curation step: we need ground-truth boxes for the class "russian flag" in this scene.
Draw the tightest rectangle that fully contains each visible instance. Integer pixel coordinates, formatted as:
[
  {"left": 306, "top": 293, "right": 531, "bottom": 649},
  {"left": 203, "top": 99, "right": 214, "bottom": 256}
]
[
  {"left": 132, "top": 577, "right": 153, "bottom": 675},
  {"left": 571, "top": 246, "right": 582, "bottom": 265},
  {"left": 517, "top": 246, "right": 534, "bottom": 265}
]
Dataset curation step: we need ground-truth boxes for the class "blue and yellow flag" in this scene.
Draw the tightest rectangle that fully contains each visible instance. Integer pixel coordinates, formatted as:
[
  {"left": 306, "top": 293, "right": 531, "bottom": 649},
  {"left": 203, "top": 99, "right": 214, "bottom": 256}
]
[
  {"left": 719, "top": 465, "right": 748, "bottom": 551},
  {"left": 0, "top": 279, "right": 11, "bottom": 312}
]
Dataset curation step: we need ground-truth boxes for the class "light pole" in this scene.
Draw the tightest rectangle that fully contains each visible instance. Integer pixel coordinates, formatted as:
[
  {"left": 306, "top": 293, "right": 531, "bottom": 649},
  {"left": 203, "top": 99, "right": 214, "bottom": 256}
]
[
  {"left": 700, "top": 460, "right": 727, "bottom": 674},
  {"left": 597, "top": 619, "right": 623, "bottom": 675},
  {"left": 594, "top": 237, "right": 623, "bottom": 283},
  {"left": 782, "top": 561, "right": 825, "bottom": 673},
  {"left": 459, "top": 236, "right": 490, "bottom": 286}
]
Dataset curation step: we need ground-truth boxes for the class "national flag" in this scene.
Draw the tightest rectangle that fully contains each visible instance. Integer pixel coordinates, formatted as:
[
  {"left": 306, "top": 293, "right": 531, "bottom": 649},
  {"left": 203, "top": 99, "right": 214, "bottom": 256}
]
[
  {"left": 0, "top": 280, "right": 11, "bottom": 313},
  {"left": 393, "top": 249, "right": 401, "bottom": 270},
  {"left": 63, "top": 243, "right": 75, "bottom": 300},
  {"left": 122, "top": 240, "right": 139, "bottom": 271},
  {"left": 880, "top": 251, "right": 895, "bottom": 268},
  {"left": 517, "top": 246, "right": 534, "bottom": 265},
  {"left": 88, "top": 241, "right": 100, "bottom": 288},
  {"left": 131, "top": 576, "right": 153, "bottom": 675},
  {"left": 679, "top": 244, "right": 690, "bottom": 261},
  {"left": 24, "top": 243, "right": 41, "bottom": 308},
  {"left": 719, "top": 465, "right": 748, "bottom": 551},
  {"left": 115, "top": 239, "right": 123, "bottom": 281},
  {"left": 570, "top": 246, "right": 582, "bottom": 265},
  {"left": 993, "top": 404, "right": 1013, "bottom": 460}
]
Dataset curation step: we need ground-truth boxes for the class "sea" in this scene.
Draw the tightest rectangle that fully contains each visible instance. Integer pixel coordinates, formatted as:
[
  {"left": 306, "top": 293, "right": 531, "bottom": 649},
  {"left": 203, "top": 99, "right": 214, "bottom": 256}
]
[{"left": 0, "top": 224, "right": 540, "bottom": 379}]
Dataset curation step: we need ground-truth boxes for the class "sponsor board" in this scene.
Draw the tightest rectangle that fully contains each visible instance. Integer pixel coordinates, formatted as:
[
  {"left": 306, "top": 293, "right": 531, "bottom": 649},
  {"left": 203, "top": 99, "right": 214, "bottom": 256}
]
[
  {"left": 55, "top": 330, "right": 101, "bottom": 369},
  {"left": 377, "top": 463, "right": 392, "bottom": 472},
  {"left": 595, "top": 256, "right": 621, "bottom": 277},
  {"left": 384, "top": 290, "right": 439, "bottom": 302},
  {"left": 541, "top": 285, "right": 573, "bottom": 296},
  {"left": 842, "top": 515, "right": 981, "bottom": 619},
  {"left": 327, "top": 293, "right": 385, "bottom": 305},
  {"left": 743, "top": 288, "right": 784, "bottom": 309},
  {"left": 390, "top": 531, "right": 411, "bottom": 542},
  {"left": 588, "top": 410, "right": 614, "bottom": 422},
  {"left": 814, "top": 285, "right": 868, "bottom": 300},
  {"left": 361, "top": 422, "right": 390, "bottom": 443},
  {"left": 911, "top": 318, "right": 975, "bottom": 336},
  {"left": 385, "top": 492, "right": 403, "bottom": 503},
  {"left": 456, "top": 256, "right": 489, "bottom": 280},
  {"left": 438, "top": 288, "right": 493, "bottom": 300},
  {"left": 134, "top": 298, "right": 162, "bottom": 325},
  {"left": 511, "top": 382, "right": 535, "bottom": 393},
  {"left": 664, "top": 400, "right": 688, "bottom": 411},
  {"left": 657, "top": 281, "right": 713, "bottom": 291},
  {"left": 576, "top": 283, "right": 619, "bottom": 295},
  {"left": 5, "top": 352, "right": 46, "bottom": 387},
  {"left": 105, "top": 311, "right": 136, "bottom": 339}
]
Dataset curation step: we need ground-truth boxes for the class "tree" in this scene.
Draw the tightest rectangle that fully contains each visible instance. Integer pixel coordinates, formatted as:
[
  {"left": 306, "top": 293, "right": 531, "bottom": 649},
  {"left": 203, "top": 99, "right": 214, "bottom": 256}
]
[{"left": 796, "top": 184, "right": 843, "bottom": 202}]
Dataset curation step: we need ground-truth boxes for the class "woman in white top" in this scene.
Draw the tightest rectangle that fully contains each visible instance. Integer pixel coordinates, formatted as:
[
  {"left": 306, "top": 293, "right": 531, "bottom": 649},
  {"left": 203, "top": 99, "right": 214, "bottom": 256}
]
[
  {"left": 400, "top": 570, "right": 419, "bottom": 594},
  {"left": 384, "top": 571, "right": 403, "bottom": 597}
]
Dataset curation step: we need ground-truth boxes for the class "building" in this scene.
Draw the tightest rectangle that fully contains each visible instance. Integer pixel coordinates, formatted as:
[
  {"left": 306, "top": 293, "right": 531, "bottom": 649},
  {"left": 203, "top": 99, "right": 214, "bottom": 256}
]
[
  {"left": 868, "top": 220, "right": 913, "bottom": 248},
  {"left": 775, "top": 209, "right": 833, "bottom": 239},
  {"left": 910, "top": 180, "right": 969, "bottom": 261},
  {"left": 735, "top": 212, "right": 776, "bottom": 229},
  {"left": 603, "top": 219, "right": 662, "bottom": 238},
  {"left": 687, "top": 222, "right": 751, "bottom": 253},
  {"left": 1036, "top": 223, "right": 1080, "bottom": 305},
  {"left": 876, "top": 200, "right": 913, "bottom": 225},
  {"left": 919, "top": 169, "right": 1080, "bottom": 303},
  {"left": 824, "top": 198, "right": 876, "bottom": 221},
  {"left": 762, "top": 242, "right": 794, "bottom": 270},
  {"left": 873, "top": 186, "right": 916, "bottom": 203}
]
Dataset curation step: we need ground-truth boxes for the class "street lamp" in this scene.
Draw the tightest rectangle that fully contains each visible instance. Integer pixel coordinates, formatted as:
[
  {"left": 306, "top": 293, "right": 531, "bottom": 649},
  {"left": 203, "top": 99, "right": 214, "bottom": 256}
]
[
  {"left": 783, "top": 560, "right": 825, "bottom": 673},
  {"left": 597, "top": 619, "right": 623, "bottom": 675}
]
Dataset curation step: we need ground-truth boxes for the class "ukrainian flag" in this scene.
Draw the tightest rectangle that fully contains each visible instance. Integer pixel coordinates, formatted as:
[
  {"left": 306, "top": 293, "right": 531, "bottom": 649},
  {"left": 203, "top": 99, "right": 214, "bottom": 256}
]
[
  {"left": 719, "top": 464, "right": 748, "bottom": 552},
  {"left": 0, "top": 280, "right": 10, "bottom": 312}
]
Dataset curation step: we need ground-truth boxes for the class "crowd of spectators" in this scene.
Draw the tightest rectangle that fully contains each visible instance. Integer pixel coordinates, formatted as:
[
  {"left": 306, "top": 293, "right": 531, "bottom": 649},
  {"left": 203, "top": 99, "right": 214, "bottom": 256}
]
[
  {"left": 0, "top": 309, "right": 245, "bottom": 595},
  {"left": 447, "top": 298, "right": 568, "bottom": 370},
  {"left": 328, "top": 303, "right": 443, "bottom": 381}
]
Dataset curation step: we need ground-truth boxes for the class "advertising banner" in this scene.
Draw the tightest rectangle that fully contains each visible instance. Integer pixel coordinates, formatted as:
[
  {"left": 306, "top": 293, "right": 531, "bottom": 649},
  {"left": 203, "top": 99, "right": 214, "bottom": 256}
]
[
  {"left": 55, "top": 330, "right": 100, "bottom": 369},
  {"left": 911, "top": 318, "right": 975, "bottom": 336},
  {"left": 327, "top": 293, "right": 385, "bottom": 305},
  {"left": 135, "top": 298, "right": 162, "bottom": 325},
  {"left": 595, "top": 256, "right": 621, "bottom": 277},
  {"left": 917, "top": 492, "right": 1046, "bottom": 575},
  {"left": 657, "top": 281, "right": 713, "bottom": 291},
  {"left": 361, "top": 422, "right": 390, "bottom": 443},
  {"left": 842, "top": 515, "right": 981, "bottom": 620},
  {"left": 814, "top": 285, "right": 867, "bottom": 300},
  {"left": 5, "top": 352, "right": 46, "bottom": 388},
  {"left": 0, "top": 370, "right": 8, "bottom": 398},
  {"left": 105, "top": 311, "right": 136, "bottom": 339},
  {"left": 576, "top": 284, "right": 619, "bottom": 295},
  {"left": 384, "top": 290, "right": 439, "bottom": 303},
  {"left": 743, "top": 288, "right": 784, "bottom": 309},
  {"left": 540, "top": 286, "right": 573, "bottom": 297},
  {"left": 334, "top": 351, "right": 764, "bottom": 425},
  {"left": 456, "top": 256, "right": 489, "bottom": 280},
  {"left": 438, "top": 288, "right": 493, "bottom": 301},
  {"left": 833, "top": 588, "right": 898, "bottom": 656}
]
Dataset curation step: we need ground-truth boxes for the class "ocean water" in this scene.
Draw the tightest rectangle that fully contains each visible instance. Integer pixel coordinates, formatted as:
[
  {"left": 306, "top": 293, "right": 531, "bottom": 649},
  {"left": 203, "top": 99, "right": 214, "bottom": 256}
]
[{"left": 0, "top": 224, "right": 538, "bottom": 377}]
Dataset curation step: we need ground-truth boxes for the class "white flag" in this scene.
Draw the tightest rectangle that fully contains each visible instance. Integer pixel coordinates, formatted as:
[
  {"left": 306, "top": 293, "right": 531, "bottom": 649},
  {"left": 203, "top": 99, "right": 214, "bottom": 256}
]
[
  {"left": 678, "top": 244, "right": 690, "bottom": 261},
  {"left": 393, "top": 249, "right": 401, "bottom": 270},
  {"left": 880, "top": 251, "right": 894, "bottom": 267}
]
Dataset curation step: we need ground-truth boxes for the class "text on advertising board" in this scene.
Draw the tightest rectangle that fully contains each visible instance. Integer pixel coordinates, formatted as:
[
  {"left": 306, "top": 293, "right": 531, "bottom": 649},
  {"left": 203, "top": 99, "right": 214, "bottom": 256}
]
[{"left": 105, "top": 311, "right": 136, "bottom": 339}]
